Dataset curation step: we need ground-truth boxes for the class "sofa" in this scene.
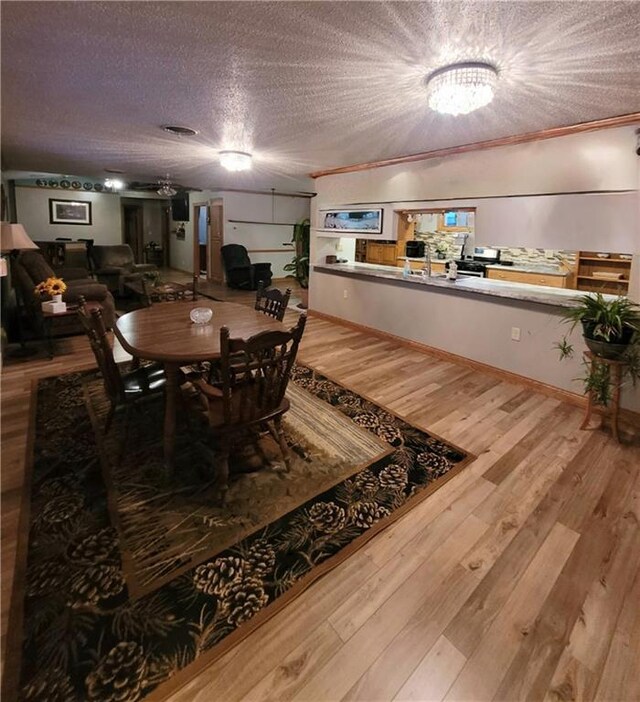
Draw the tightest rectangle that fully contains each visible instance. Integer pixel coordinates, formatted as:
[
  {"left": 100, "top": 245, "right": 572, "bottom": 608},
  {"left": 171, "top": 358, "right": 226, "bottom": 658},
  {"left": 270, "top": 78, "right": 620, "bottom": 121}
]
[
  {"left": 12, "top": 250, "right": 116, "bottom": 335},
  {"left": 221, "top": 244, "right": 272, "bottom": 290},
  {"left": 90, "top": 244, "right": 159, "bottom": 296}
]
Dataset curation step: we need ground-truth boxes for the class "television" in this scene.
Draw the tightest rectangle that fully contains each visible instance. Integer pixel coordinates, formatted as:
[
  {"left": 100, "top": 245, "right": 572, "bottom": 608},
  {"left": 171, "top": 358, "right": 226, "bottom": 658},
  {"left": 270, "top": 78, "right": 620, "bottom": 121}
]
[{"left": 171, "top": 193, "right": 189, "bottom": 221}]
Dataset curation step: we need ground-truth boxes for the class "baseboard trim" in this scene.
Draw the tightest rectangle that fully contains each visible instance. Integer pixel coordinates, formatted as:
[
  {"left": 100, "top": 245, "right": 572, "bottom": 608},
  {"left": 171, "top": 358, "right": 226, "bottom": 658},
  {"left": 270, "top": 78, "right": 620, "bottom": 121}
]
[{"left": 308, "top": 309, "right": 640, "bottom": 426}]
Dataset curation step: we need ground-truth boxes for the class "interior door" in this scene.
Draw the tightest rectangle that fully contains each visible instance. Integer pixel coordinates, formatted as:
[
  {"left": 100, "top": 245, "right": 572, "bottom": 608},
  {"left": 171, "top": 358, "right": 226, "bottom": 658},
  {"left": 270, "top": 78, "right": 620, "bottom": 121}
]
[
  {"left": 208, "top": 200, "right": 224, "bottom": 284},
  {"left": 122, "top": 204, "right": 144, "bottom": 262}
]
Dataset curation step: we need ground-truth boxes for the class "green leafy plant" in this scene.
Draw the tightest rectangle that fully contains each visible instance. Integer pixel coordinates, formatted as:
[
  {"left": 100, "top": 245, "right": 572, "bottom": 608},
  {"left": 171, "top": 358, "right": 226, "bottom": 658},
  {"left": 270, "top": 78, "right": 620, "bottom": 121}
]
[
  {"left": 555, "top": 293, "right": 640, "bottom": 406},
  {"left": 283, "top": 218, "right": 310, "bottom": 289}
]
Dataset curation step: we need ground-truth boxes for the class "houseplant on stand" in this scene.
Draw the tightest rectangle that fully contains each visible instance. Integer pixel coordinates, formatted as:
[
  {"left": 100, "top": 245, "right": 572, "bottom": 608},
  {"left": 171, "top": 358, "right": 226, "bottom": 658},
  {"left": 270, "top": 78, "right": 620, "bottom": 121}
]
[
  {"left": 283, "top": 218, "right": 310, "bottom": 309},
  {"left": 556, "top": 293, "right": 640, "bottom": 407}
]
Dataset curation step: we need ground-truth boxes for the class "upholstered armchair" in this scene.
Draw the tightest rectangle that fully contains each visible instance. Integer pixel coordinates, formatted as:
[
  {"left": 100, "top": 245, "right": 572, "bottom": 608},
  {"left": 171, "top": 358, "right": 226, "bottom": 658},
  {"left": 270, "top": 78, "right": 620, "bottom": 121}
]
[
  {"left": 221, "top": 244, "right": 272, "bottom": 290},
  {"left": 12, "top": 250, "right": 116, "bottom": 332},
  {"left": 90, "top": 244, "right": 159, "bottom": 296}
]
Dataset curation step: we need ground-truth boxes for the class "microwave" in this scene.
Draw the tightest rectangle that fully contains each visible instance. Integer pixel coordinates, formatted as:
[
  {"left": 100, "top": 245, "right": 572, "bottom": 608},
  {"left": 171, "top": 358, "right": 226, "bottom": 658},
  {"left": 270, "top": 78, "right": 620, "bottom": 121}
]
[{"left": 405, "top": 240, "right": 425, "bottom": 258}]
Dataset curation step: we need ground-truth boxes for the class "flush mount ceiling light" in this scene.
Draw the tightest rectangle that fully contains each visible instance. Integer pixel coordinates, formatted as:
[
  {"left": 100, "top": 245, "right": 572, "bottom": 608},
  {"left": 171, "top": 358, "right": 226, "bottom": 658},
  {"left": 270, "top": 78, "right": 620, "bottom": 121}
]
[
  {"left": 426, "top": 62, "right": 498, "bottom": 116},
  {"left": 219, "top": 150, "right": 252, "bottom": 172}
]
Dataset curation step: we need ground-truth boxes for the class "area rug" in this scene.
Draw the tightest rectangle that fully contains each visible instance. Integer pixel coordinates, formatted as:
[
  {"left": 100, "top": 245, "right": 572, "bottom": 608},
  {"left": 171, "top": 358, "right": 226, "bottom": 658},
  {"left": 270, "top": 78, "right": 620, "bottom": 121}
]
[{"left": 5, "top": 363, "right": 474, "bottom": 702}]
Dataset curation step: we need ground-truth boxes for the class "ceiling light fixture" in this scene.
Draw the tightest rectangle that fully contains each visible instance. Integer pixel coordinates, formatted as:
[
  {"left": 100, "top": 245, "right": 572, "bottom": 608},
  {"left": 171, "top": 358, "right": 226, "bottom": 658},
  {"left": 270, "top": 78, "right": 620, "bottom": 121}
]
[
  {"left": 105, "top": 178, "right": 124, "bottom": 190},
  {"left": 426, "top": 62, "right": 498, "bottom": 116},
  {"left": 219, "top": 151, "right": 252, "bottom": 172},
  {"left": 157, "top": 175, "right": 177, "bottom": 197}
]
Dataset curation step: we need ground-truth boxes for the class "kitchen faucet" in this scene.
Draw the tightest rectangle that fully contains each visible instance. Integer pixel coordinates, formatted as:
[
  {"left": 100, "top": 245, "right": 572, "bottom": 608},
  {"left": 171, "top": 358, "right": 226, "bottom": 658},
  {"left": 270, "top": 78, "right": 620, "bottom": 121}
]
[{"left": 423, "top": 244, "right": 432, "bottom": 278}]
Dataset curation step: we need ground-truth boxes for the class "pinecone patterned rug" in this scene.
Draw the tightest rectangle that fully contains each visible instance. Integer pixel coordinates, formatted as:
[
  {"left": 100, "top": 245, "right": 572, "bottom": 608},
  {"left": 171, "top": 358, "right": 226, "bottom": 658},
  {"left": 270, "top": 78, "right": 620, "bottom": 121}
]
[{"left": 5, "top": 364, "right": 473, "bottom": 702}]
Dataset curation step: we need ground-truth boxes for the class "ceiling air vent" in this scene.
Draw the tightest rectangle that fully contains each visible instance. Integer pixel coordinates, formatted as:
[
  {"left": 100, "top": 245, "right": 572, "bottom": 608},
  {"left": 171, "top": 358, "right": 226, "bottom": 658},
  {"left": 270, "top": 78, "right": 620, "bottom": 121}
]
[{"left": 163, "top": 125, "right": 198, "bottom": 136}]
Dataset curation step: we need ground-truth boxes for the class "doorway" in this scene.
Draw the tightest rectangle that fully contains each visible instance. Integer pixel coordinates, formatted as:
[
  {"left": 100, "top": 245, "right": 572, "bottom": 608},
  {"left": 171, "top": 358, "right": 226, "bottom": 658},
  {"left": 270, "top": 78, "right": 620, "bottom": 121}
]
[
  {"left": 193, "top": 200, "right": 224, "bottom": 284},
  {"left": 122, "top": 204, "right": 144, "bottom": 262}
]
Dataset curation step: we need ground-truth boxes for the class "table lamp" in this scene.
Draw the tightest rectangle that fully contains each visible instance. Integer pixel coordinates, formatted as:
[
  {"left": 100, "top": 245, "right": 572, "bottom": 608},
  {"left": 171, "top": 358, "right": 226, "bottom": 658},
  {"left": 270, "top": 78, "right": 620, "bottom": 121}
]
[{"left": 1, "top": 222, "right": 39, "bottom": 356}]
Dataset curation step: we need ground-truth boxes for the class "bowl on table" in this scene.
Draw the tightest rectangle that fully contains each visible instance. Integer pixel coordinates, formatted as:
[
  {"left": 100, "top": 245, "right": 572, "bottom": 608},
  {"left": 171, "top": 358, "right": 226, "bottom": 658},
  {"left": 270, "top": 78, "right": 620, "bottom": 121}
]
[{"left": 190, "top": 307, "right": 213, "bottom": 325}]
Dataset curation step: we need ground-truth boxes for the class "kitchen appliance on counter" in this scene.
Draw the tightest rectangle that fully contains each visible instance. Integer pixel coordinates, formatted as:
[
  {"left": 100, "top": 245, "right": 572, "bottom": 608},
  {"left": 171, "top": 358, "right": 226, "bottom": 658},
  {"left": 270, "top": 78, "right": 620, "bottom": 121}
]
[
  {"left": 405, "top": 240, "right": 426, "bottom": 258},
  {"left": 446, "top": 247, "right": 501, "bottom": 278}
]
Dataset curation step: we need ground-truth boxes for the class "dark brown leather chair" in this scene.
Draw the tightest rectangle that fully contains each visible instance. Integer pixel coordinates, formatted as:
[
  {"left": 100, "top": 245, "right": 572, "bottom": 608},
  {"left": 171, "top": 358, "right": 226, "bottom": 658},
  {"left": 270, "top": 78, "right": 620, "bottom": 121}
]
[
  {"left": 90, "top": 244, "right": 159, "bottom": 296},
  {"left": 12, "top": 250, "right": 116, "bottom": 334}
]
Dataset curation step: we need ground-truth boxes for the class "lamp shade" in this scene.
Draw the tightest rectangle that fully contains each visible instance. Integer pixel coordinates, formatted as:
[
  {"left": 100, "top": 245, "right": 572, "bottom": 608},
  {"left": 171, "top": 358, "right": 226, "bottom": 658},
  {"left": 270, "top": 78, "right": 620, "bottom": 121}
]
[
  {"left": 0, "top": 257, "right": 7, "bottom": 277},
  {"left": 0, "top": 223, "right": 38, "bottom": 252}
]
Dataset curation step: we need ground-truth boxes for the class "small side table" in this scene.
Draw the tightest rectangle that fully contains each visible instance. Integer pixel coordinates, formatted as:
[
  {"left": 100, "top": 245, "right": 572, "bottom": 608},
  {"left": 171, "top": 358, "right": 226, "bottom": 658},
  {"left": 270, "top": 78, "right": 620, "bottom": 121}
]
[
  {"left": 41, "top": 305, "right": 80, "bottom": 358},
  {"left": 580, "top": 351, "right": 628, "bottom": 442}
]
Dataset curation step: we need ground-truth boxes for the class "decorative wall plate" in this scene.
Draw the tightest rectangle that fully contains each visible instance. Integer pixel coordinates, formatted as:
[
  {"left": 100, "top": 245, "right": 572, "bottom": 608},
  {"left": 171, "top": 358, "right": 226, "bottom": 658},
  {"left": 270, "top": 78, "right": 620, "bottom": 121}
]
[
  {"left": 83, "top": 182, "right": 93, "bottom": 190},
  {"left": 48, "top": 180, "right": 59, "bottom": 188},
  {"left": 93, "top": 183, "right": 104, "bottom": 192},
  {"left": 71, "top": 181, "right": 81, "bottom": 189},
  {"left": 60, "top": 179, "right": 71, "bottom": 188},
  {"left": 35, "top": 179, "right": 47, "bottom": 187}
]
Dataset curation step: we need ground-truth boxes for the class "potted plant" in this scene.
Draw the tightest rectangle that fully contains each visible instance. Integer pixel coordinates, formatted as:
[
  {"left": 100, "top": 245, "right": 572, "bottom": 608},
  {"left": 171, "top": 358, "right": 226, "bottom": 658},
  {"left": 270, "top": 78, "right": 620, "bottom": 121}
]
[
  {"left": 555, "top": 293, "right": 640, "bottom": 405},
  {"left": 283, "top": 217, "right": 310, "bottom": 309},
  {"left": 435, "top": 243, "right": 447, "bottom": 260}
]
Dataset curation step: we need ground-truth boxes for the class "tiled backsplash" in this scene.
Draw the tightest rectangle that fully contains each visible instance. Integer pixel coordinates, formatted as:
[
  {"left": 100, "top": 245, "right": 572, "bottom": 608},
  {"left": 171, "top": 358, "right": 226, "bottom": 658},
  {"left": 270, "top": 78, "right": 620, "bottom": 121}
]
[
  {"left": 491, "top": 247, "right": 577, "bottom": 266},
  {"left": 413, "top": 231, "right": 468, "bottom": 258}
]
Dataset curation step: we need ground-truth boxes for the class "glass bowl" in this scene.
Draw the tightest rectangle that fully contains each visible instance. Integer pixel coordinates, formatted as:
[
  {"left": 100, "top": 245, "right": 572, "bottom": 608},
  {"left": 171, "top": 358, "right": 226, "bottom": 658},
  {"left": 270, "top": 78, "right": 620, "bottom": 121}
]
[{"left": 189, "top": 307, "right": 213, "bottom": 325}]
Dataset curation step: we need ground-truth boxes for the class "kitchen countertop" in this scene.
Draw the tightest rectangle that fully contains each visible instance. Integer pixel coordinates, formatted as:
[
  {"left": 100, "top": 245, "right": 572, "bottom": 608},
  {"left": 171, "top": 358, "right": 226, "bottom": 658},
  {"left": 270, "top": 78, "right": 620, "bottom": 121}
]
[
  {"left": 314, "top": 262, "right": 614, "bottom": 309},
  {"left": 397, "top": 256, "right": 567, "bottom": 276}
]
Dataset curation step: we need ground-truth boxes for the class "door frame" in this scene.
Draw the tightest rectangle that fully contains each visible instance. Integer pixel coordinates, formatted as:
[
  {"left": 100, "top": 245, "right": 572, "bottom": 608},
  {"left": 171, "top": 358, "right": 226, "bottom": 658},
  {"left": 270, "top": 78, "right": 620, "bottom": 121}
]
[
  {"left": 192, "top": 202, "right": 208, "bottom": 277},
  {"left": 208, "top": 199, "right": 224, "bottom": 285},
  {"left": 121, "top": 203, "right": 144, "bottom": 262}
]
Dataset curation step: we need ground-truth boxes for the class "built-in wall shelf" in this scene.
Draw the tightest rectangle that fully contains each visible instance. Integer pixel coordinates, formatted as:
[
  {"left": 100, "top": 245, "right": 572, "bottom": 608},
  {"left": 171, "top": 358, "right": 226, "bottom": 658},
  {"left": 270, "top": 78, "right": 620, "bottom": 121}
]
[
  {"left": 575, "top": 251, "right": 632, "bottom": 293},
  {"left": 228, "top": 219, "right": 297, "bottom": 226}
]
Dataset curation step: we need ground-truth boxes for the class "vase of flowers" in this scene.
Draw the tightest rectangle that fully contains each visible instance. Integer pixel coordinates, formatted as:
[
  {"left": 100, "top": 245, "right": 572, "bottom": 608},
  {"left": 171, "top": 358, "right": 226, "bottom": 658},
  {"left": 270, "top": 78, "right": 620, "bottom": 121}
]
[{"left": 35, "top": 277, "right": 67, "bottom": 311}]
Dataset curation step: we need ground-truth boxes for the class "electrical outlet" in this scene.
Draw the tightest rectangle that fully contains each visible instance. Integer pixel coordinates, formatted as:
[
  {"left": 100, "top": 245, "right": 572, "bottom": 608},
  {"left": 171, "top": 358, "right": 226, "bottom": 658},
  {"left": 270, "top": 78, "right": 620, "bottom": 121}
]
[
  {"left": 511, "top": 326, "right": 521, "bottom": 341},
  {"left": 343, "top": 289, "right": 348, "bottom": 299}
]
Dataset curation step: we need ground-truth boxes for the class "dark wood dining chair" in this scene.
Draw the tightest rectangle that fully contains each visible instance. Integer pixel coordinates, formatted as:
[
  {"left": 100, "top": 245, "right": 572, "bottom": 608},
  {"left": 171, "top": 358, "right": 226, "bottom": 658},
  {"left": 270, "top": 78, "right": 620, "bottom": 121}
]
[
  {"left": 254, "top": 282, "right": 291, "bottom": 322},
  {"left": 187, "top": 313, "right": 307, "bottom": 502},
  {"left": 77, "top": 298, "right": 167, "bottom": 433},
  {"left": 141, "top": 274, "right": 199, "bottom": 307}
]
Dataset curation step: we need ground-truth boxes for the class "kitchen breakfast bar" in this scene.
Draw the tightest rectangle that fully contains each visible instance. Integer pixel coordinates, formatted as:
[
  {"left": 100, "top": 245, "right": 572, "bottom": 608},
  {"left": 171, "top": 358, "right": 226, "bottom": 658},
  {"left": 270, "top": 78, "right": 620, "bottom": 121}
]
[{"left": 311, "top": 262, "right": 640, "bottom": 413}]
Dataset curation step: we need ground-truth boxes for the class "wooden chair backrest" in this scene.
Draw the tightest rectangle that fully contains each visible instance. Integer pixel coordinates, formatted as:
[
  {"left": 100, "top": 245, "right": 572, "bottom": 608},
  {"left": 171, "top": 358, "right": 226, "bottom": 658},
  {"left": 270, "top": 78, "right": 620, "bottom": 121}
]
[
  {"left": 217, "top": 313, "right": 306, "bottom": 425},
  {"left": 141, "top": 275, "right": 199, "bottom": 307},
  {"left": 254, "top": 282, "right": 292, "bottom": 322},
  {"left": 76, "top": 297, "right": 124, "bottom": 402}
]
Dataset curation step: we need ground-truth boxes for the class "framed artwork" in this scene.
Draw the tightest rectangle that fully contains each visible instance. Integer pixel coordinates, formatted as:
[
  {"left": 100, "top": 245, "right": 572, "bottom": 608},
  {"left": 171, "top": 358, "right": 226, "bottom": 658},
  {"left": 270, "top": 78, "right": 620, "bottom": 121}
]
[
  {"left": 49, "top": 198, "right": 92, "bottom": 225},
  {"left": 320, "top": 208, "right": 383, "bottom": 234}
]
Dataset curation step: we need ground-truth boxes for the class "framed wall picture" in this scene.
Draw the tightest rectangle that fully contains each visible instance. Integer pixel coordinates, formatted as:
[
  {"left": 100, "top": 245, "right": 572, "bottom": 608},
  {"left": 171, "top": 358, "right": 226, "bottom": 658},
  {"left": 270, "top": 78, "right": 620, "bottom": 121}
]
[
  {"left": 320, "top": 208, "right": 383, "bottom": 234},
  {"left": 49, "top": 198, "right": 92, "bottom": 225}
]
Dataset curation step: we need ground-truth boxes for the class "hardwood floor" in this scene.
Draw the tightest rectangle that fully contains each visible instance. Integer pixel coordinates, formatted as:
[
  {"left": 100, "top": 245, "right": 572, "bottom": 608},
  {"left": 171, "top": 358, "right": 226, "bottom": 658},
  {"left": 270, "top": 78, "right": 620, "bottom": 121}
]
[{"left": 1, "top": 280, "right": 639, "bottom": 701}]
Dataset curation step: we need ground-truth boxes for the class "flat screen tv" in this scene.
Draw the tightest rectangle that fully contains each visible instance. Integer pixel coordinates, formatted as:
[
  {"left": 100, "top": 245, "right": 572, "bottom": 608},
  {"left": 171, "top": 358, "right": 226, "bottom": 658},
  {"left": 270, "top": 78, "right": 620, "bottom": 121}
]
[{"left": 171, "top": 193, "right": 189, "bottom": 222}]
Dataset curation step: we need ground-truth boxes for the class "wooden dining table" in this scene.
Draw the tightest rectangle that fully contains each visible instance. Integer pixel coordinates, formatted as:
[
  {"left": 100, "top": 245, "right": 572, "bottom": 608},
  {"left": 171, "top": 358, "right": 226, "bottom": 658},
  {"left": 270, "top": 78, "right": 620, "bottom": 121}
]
[{"left": 115, "top": 300, "right": 288, "bottom": 472}]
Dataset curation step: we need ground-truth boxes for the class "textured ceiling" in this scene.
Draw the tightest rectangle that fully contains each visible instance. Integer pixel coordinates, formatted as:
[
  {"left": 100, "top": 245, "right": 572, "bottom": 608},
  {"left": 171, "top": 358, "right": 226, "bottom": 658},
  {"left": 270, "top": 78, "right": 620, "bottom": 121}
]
[{"left": 2, "top": 1, "right": 640, "bottom": 190}]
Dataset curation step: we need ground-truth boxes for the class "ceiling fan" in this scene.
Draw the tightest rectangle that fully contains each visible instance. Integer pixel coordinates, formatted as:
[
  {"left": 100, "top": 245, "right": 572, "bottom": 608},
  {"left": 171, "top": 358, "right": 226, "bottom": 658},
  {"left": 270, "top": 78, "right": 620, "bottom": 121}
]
[{"left": 127, "top": 175, "right": 199, "bottom": 196}]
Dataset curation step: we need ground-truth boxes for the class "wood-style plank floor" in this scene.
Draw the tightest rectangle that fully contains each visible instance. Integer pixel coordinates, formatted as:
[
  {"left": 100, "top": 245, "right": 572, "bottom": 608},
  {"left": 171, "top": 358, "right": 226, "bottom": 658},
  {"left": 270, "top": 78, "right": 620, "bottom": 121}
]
[{"left": 2, "top": 277, "right": 639, "bottom": 701}]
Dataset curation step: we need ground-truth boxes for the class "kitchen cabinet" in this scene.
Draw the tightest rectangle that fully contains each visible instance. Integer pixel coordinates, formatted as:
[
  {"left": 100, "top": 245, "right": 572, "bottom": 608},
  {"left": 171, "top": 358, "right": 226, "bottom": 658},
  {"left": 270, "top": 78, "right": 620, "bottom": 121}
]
[
  {"left": 575, "top": 251, "right": 631, "bottom": 294},
  {"left": 486, "top": 268, "right": 567, "bottom": 288},
  {"left": 397, "top": 260, "right": 446, "bottom": 274},
  {"left": 366, "top": 242, "right": 397, "bottom": 265}
]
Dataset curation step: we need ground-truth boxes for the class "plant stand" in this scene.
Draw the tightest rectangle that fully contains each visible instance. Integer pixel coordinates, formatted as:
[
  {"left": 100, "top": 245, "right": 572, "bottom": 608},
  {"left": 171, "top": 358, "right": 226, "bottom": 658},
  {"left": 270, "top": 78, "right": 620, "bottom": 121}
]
[{"left": 580, "top": 351, "right": 627, "bottom": 442}]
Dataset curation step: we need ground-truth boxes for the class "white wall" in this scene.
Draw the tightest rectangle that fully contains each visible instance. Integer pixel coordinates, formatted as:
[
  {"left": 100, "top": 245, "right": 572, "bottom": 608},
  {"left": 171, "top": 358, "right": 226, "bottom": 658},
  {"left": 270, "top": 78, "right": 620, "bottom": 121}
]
[
  {"left": 312, "top": 269, "right": 640, "bottom": 412},
  {"left": 170, "top": 189, "right": 311, "bottom": 278},
  {"left": 15, "top": 186, "right": 123, "bottom": 245},
  {"left": 311, "top": 125, "right": 639, "bottom": 251}
]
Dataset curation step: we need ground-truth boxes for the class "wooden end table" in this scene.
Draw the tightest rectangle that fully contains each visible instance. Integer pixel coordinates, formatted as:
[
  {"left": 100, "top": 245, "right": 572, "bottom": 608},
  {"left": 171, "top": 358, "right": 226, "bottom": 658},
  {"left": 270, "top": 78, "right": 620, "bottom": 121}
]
[
  {"left": 41, "top": 304, "right": 80, "bottom": 358},
  {"left": 580, "top": 351, "right": 628, "bottom": 442}
]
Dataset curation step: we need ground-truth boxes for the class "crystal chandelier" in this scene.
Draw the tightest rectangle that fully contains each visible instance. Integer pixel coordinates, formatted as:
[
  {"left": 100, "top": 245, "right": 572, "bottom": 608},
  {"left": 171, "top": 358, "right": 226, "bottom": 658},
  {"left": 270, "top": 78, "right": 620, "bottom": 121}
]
[
  {"left": 219, "top": 151, "right": 252, "bottom": 172},
  {"left": 157, "top": 176, "right": 177, "bottom": 197},
  {"left": 426, "top": 62, "right": 498, "bottom": 116}
]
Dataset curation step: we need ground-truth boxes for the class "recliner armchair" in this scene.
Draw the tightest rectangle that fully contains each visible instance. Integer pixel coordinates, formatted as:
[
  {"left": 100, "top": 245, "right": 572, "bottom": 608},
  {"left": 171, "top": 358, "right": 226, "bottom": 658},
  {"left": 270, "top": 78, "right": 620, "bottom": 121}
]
[
  {"left": 12, "top": 250, "right": 116, "bottom": 335},
  {"left": 90, "top": 244, "right": 159, "bottom": 296},
  {"left": 221, "top": 244, "right": 272, "bottom": 290}
]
